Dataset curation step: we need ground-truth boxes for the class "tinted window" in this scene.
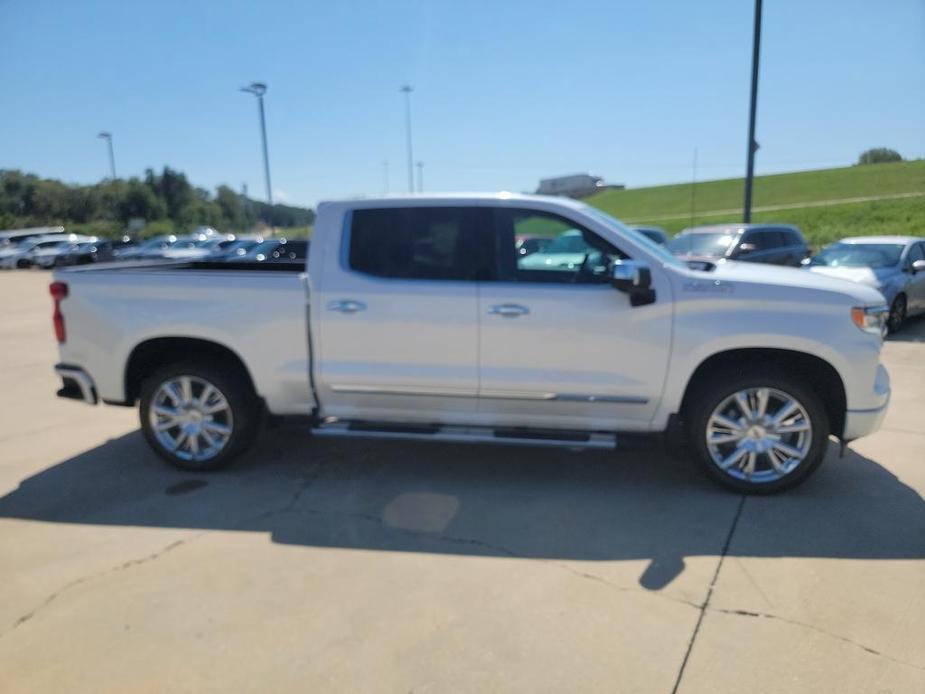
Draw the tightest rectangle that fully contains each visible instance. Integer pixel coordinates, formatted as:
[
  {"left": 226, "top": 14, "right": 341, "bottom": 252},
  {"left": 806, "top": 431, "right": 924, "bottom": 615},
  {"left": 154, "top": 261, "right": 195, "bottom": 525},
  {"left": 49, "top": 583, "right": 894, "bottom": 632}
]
[
  {"left": 349, "top": 207, "right": 489, "bottom": 280},
  {"left": 907, "top": 243, "right": 924, "bottom": 264},
  {"left": 493, "top": 208, "right": 624, "bottom": 284},
  {"left": 743, "top": 230, "right": 784, "bottom": 251}
]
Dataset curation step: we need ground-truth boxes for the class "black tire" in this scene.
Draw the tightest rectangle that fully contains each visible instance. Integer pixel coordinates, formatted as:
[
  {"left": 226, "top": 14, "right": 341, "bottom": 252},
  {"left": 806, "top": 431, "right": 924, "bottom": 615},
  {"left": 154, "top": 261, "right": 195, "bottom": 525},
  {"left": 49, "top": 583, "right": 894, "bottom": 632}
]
[
  {"left": 686, "top": 370, "right": 830, "bottom": 494},
  {"left": 887, "top": 295, "right": 906, "bottom": 335},
  {"left": 139, "top": 361, "right": 260, "bottom": 471}
]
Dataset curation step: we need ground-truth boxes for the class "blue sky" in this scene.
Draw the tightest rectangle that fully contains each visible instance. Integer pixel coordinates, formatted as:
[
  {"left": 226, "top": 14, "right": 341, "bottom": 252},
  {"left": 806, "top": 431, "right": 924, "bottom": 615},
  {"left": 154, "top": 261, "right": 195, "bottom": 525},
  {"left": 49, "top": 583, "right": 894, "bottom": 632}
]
[{"left": 1, "top": 0, "right": 922, "bottom": 208}]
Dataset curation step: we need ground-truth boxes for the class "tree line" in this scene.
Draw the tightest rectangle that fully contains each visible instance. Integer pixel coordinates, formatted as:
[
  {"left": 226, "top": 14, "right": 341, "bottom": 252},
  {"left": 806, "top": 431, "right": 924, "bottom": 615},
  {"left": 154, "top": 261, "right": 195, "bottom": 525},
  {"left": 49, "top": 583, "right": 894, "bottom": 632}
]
[{"left": 0, "top": 168, "right": 315, "bottom": 237}]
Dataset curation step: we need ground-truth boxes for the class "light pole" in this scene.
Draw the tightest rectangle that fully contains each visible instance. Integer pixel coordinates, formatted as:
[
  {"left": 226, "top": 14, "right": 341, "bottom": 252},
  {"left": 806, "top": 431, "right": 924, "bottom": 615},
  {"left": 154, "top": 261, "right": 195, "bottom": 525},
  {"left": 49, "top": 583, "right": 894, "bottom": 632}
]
[
  {"left": 97, "top": 131, "right": 116, "bottom": 180},
  {"left": 416, "top": 161, "right": 424, "bottom": 193},
  {"left": 240, "top": 82, "right": 274, "bottom": 226},
  {"left": 400, "top": 85, "right": 414, "bottom": 193},
  {"left": 743, "top": 0, "right": 762, "bottom": 222}
]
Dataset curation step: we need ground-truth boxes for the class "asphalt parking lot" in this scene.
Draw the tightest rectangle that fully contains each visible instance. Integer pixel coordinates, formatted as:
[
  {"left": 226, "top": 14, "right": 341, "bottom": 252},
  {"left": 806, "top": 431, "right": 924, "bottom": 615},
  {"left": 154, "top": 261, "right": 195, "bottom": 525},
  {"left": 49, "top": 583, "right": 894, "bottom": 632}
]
[{"left": 0, "top": 270, "right": 923, "bottom": 693}]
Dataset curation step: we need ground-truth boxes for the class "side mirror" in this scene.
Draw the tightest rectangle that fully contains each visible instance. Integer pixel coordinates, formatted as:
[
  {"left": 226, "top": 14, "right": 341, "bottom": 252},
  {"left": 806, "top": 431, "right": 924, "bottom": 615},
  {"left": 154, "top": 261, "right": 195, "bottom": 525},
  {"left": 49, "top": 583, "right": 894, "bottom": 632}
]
[
  {"left": 735, "top": 242, "right": 757, "bottom": 255},
  {"left": 913, "top": 259, "right": 925, "bottom": 274},
  {"left": 610, "top": 260, "right": 656, "bottom": 307}
]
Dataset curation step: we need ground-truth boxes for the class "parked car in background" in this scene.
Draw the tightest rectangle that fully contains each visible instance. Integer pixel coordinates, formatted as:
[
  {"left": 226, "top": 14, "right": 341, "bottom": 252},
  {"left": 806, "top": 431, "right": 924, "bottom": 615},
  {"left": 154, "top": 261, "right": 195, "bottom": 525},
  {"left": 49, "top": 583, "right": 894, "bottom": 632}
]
[
  {"left": 515, "top": 236, "right": 552, "bottom": 257},
  {"left": 633, "top": 226, "right": 669, "bottom": 246},
  {"left": 213, "top": 237, "right": 263, "bottom": 259},
  {"left": 804, "top": 236, "right": 925, "bottom": 333},
  {"left": 29, "top": 238, "right": 99, "bottom": 268},
  {"left": 114, "top": 235, "right": 178, "bottom": 260},
  {"left": 668, "top": 224, "right": 809, "bottom": 266},
  {"left": 228, "top": 237, "right": 308, "bottom": 262},
  {"left": 55, "top": 240, "right": 115, "bottom": 267},
  {"left": 160, "top": 235, "right": 237, "bottom": 260},
  {"left": 518, "top": 229, "right": 600, "bottom": 270},
  {"left": 0, "top": 235, "right": 90, "bottom": 269}
]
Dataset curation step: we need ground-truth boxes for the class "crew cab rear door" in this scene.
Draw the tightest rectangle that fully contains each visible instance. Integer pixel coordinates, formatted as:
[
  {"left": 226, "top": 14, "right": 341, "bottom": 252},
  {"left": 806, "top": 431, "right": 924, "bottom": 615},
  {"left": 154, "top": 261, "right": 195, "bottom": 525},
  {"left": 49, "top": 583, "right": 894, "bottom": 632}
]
[{"left": 312, "top": 206, "right": 487, "bottom": 423}]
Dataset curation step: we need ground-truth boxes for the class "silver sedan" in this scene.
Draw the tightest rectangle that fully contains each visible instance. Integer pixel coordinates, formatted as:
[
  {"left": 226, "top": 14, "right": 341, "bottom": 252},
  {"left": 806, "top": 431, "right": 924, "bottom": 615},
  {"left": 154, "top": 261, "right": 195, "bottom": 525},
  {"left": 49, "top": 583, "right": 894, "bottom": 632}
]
[{"left": 804, "top": 235, "right": 925, "bottom": 333}]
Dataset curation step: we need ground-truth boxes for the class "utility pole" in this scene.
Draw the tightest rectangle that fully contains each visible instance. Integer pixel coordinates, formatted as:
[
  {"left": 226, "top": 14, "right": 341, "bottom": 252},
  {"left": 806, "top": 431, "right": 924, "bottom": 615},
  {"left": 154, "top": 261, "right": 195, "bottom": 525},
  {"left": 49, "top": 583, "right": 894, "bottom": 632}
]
[
  {"left": 689, "top": 147, "right": 698, "bottom": 228},
  {"left": 97, "top": 131, "right": 116, "bottom": 179},
  {"left": 416, "top": 161, "right": 424, "bottom": 193},
  {"left": 240, "top": 82, "right": 274, "bottom": 229},
  {"left": 743, "top": 0, "right": 763, "bottom": 222},
  {"left": 241, "top": 182, "right": 251, "bottom": 231},
  {"left": 400, "top": 85, "right": 414, "bottom": 193}
]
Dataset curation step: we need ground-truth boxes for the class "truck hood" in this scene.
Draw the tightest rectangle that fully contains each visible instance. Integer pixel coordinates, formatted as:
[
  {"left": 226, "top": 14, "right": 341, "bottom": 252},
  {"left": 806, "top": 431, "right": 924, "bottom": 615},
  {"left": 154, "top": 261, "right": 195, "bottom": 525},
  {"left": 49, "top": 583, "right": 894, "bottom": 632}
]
[{"left": 705, "top": 260, "right": 886, "bottom": 305}]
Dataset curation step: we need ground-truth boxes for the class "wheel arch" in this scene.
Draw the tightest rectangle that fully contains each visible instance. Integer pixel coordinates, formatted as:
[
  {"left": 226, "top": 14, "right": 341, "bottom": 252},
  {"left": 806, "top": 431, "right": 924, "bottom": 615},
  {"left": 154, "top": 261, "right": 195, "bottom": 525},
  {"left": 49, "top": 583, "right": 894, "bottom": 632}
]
[
  {"left": 679, "top": 348, "right": 847, "bottom": 437},
  {"left": 121, "top": 337, "right": 257, "bottom": 406}
]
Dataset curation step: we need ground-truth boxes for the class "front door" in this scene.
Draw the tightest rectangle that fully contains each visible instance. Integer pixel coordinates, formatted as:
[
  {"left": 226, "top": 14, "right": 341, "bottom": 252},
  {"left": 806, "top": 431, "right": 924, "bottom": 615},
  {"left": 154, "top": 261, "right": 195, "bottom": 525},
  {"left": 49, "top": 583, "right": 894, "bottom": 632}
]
[{"left": 477, "top": 207, "right": 671, "bottom": 432}]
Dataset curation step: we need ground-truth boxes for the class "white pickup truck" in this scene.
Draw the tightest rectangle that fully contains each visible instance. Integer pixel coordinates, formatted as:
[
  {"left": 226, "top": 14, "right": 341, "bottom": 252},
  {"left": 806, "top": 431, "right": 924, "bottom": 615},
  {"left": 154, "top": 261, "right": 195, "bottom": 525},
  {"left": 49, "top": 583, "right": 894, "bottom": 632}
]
[{"left": 50, "top": 194, "right": 891, "bottom": 493}]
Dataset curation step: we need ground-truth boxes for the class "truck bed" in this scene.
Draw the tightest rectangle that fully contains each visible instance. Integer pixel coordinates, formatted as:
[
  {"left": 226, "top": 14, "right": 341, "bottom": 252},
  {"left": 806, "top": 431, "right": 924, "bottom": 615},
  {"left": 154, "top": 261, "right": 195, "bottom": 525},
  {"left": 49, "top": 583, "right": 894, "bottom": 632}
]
[
  {"left": 60, "top": 259, "right": 306, "bottom": 274},
  {"left": 52, "top": 259, "right": 313, "bottom": 415}
]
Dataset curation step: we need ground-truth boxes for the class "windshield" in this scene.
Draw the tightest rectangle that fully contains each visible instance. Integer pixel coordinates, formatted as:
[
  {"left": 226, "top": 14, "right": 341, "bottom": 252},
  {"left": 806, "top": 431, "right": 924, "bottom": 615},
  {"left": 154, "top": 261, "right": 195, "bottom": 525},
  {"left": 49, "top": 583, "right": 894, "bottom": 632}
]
[
  {"left": 668, "top": 232, "right": 738, "bottom": 257},
  {"left": 809, "top": 243, "right": 905, "bottom": 268},
  {"left": 581, "top": 206, "right": 684, "bottom": 268}
]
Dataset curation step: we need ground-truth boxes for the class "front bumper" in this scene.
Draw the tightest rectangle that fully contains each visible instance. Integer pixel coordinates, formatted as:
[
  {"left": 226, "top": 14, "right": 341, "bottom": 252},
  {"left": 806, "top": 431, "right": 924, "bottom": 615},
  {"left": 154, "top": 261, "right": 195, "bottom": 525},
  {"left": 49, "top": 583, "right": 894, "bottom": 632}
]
[
  {"left": 843, "top": 363, "right": 890, "bottom": 441},
  {"left": 55, "top": 364, "right": 98, "bottom": 405}
]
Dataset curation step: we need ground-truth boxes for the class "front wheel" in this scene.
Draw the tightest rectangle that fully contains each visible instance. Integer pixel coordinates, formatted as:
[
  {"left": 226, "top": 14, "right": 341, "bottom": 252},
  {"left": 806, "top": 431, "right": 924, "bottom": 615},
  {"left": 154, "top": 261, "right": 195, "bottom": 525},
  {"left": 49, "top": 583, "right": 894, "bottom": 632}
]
[
  {"left": 139, "top": 362, "right": 260, "bottom": 470},
  {"left": 687, "top": 373, "right": 830, "bottom": 493},
  {"left": 887, "top": 295, "right": 906, "bottom": 334}
]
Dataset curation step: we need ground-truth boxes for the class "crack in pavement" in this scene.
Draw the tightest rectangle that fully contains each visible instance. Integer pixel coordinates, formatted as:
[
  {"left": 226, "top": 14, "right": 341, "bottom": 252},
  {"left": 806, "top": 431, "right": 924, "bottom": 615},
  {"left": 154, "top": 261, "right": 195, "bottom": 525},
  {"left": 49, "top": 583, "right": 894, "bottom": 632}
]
[
  {"left": 1, "top": 461, "right": 326, "bottom": 639},
  {"left": 1, "top": 534, "right": 199, "bottom": 638},
  {"left": 671, "top": 495, "right": 747, "bottom": 694},
  {"left": 706, "top": 607, "right": 925, "bottom": 673}
]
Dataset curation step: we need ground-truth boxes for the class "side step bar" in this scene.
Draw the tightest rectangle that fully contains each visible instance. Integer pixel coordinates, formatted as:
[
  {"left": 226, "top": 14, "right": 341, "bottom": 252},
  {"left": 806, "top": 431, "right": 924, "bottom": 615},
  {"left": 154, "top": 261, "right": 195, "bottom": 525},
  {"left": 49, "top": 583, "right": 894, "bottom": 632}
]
[{"left": 311, "top": 421, "right": 617, "bottom": 450}]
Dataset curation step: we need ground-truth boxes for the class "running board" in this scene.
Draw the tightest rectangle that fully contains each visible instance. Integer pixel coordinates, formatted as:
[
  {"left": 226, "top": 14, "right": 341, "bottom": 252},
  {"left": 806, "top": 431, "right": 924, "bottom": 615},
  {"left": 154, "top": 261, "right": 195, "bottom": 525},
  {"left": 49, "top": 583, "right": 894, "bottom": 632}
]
[{"left": 311, "top": 421, "right": 617, "bottom": 450}]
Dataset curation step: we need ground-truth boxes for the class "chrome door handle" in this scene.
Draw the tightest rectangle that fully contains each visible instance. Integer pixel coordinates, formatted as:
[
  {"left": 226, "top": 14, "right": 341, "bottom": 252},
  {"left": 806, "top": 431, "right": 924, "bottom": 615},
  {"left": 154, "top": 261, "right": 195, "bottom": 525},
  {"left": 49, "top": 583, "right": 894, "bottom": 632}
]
[
  {"left": 488, "top": 303, "right": 529, "bottom": 318},
  {"left": 327, "top": 299, "right": 367, "bottom": 313}
]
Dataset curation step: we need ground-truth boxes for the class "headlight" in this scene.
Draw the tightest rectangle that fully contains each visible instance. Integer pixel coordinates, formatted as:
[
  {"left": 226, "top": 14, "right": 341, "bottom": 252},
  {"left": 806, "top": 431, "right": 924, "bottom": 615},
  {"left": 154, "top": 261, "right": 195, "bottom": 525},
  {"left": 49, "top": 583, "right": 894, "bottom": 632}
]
[{"left": 851, "top": 305, "right": 888, "bottom": 336}]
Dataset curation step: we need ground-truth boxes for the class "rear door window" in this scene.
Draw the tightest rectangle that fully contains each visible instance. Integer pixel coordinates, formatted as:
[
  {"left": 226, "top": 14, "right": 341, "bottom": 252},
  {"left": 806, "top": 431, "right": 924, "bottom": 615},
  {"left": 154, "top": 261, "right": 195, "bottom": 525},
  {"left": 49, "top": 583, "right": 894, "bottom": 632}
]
[{"left": 349, "top": 207, "right": 491, "bottom": 280}]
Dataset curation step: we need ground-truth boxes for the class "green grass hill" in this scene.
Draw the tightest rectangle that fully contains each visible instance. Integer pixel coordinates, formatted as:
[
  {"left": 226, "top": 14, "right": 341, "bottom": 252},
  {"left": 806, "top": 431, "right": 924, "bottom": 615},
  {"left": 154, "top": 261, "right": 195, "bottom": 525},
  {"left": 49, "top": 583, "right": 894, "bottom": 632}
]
[{"left": 584, "top": 160, "right": 925, "bottom": 246}]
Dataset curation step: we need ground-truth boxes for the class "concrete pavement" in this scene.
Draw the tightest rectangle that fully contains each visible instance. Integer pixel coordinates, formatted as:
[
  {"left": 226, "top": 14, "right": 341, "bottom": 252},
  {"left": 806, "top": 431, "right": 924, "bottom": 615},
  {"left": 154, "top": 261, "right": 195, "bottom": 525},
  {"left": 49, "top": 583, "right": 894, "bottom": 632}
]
[{"left": 0, "top": 270, "right": 922, "bottom": 693}]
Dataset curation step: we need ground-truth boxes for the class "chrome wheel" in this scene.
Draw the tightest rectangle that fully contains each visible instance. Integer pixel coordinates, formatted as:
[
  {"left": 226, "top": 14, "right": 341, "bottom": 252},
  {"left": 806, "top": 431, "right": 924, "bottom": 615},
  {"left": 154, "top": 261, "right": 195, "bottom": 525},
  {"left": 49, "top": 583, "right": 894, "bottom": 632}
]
[
  {"left": 705, "top": 387, "right": 812, "bottom": 483},
  {"left": 148, "top": 375, "right": 233, "bottom": 462}
]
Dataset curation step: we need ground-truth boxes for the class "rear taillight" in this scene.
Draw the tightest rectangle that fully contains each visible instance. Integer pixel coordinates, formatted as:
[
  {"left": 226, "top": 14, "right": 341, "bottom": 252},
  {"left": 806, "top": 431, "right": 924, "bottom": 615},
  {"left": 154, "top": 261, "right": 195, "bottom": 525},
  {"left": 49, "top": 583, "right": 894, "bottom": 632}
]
[{"left": 49, "top": 281, "right": 68, "bottom": 343}]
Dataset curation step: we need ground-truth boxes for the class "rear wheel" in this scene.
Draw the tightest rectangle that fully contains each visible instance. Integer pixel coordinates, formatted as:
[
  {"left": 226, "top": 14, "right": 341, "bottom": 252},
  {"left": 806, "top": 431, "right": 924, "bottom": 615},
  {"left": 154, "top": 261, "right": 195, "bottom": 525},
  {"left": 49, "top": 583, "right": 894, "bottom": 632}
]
[
  {"left": 687, "top": 372, "right": 829, "bottom": 493},
  {"left": 139, "top": 362, "right": 260, "bottom": 470}
]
